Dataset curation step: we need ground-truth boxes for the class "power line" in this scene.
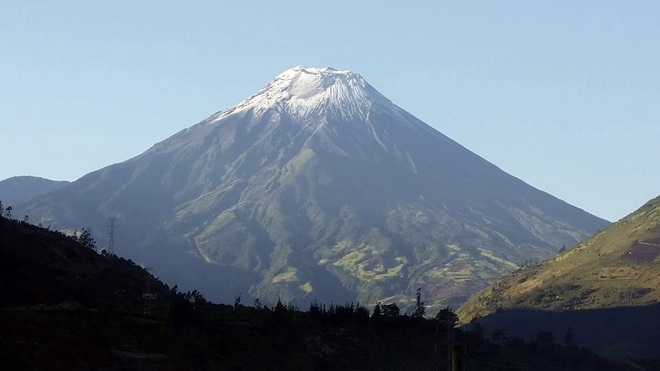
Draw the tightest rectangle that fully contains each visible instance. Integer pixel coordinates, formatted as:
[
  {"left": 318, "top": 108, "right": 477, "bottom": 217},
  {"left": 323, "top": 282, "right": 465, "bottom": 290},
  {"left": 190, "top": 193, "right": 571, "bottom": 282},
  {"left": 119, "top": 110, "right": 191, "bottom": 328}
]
[{"left": 107, "top": 217, "right": 117, "bottom": 255}]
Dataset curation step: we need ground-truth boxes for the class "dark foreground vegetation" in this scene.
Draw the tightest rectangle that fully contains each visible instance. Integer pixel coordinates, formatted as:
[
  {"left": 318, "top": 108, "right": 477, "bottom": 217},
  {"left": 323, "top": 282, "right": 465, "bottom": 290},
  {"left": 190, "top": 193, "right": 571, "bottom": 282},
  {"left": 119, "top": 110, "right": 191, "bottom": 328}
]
[{"left": 0, "top": 205, "right": 650, "bottom": 370}]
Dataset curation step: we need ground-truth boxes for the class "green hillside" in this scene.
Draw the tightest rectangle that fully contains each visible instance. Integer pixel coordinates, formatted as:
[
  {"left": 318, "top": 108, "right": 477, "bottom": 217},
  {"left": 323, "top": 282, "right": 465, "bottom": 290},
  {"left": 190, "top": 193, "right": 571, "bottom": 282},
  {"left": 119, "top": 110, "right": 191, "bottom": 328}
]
[{"left": 457, "top": 195, "right": 660, "bottom": 322}]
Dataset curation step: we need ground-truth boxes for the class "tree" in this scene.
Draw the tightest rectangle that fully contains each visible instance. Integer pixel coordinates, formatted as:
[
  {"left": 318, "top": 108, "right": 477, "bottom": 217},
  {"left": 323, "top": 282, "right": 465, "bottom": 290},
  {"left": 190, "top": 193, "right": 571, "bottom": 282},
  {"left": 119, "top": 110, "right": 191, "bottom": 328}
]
[
  {"left": 308, "top": 300, "right": 321, "bottom": 321},
  {"left": 412, "top": 288, "right": 425, "bottom": 318},
  {"left": 471, "top": 321, "right": 484, "bottom": 339},
  {"left": 382, "top": 303, "right": 400, "bottom": 317},
  {"left": 534, "top": 330, "right": 555, "bottom": 347},
  {"left": 436, "top": 306, "right": 458, "bottom": 328},
  {"left": 355, "top": 304, "right": 370, "bottom": 323},
  {"left": 275, "top": 298, "right": 286, "bottom": 312},
  {"left": 372, "top": 302, "right": 383, "bottom": 319},
  {"left": 503, "top": 336, "right": 525, "bottom": 351},
  {"left": 77, "top": 228, "right": 96, "bottom": 250},
  {"left": 491, "top": 328, "right": 507, "bottom": 342},
  {"left": 563, "top": 328, "right": 575, "bottom": 346},
  {"left": 184, "top": 289, "right": 206, "bottom": 306},
  {"left": 234, "top": 293, "right": 242, "bottom": 309}
]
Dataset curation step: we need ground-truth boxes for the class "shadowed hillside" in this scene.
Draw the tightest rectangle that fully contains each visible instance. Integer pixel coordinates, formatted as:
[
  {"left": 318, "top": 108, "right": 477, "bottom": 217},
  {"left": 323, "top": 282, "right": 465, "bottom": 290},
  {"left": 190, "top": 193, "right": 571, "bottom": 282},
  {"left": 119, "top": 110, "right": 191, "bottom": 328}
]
[{"left": 469, "top": 305, "right": 660, "bottom": 360}]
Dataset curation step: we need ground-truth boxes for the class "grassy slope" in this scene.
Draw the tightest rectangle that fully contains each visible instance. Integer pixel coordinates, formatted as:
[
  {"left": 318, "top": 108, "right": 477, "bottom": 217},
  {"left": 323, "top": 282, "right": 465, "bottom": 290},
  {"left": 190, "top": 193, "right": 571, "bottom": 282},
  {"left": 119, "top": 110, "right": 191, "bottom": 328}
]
[
  {"left": 454, "top": 196, "right": 660, "bottom": 360},
  {"left": 458, "top": 195, "right": 660, "bottom": 322}
]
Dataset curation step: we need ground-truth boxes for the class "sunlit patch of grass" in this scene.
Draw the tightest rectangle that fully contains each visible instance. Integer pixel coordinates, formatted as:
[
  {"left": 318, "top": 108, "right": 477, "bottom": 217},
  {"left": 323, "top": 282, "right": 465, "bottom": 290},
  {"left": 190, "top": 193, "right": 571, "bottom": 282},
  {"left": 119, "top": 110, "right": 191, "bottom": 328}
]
[
  {"left": 329, "top": 241, "right": 405, "bottom": 282},
  {"left": 299, "top": 281, "right": 313, "bottom": 294},
  {"left": 478, "top": 249, "right": 518, "bottom": 270},
  {"left": 272, "top": 267, "right": 298, "bottom": 283},
  {"left": 330, "top": 239, "right": 353, "bottom": 253},
  {"left": 333, "top": 251, "right": 366, "bottom": 268},
  {"left": 447, "top": 244, "right": 461, "bottom": 252},
  {"left": 373, "top": 263, "right": 405, "bottom": 280},
  {"left": 424, "top": 268, "right": 448, "bottom": 279}
]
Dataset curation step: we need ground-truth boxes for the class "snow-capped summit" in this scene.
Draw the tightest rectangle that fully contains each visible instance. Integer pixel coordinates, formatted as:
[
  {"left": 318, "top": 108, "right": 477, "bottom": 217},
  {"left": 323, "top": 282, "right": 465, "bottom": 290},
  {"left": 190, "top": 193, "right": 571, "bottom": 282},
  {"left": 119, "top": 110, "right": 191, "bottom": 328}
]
[{"left": 218, "top": 66, "right": 395, "bottom": 120}]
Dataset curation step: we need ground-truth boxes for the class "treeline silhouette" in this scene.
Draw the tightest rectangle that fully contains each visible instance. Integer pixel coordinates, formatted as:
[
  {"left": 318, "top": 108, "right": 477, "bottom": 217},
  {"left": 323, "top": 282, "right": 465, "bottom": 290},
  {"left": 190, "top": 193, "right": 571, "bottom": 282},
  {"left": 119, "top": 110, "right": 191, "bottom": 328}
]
[{"left": 0, "top": 201, "right": 648, "bottom": 370}]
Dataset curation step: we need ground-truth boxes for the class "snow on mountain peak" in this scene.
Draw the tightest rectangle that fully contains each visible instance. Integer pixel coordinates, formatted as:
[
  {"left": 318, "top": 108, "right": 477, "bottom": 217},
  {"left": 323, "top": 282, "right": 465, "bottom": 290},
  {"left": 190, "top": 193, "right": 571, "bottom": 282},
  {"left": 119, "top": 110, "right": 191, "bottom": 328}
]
[
  {"left": 274, "top": 66, "right": 363, "bottom": 99},
  {"left": 218, "top": 66, "right": 396, "bottom": 120}
]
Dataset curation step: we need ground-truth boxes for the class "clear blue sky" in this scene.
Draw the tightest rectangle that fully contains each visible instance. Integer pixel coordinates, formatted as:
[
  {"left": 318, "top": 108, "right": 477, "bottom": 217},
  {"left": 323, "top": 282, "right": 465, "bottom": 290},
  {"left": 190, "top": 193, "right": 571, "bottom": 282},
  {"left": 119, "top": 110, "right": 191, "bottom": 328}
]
[{"left": 1, "top": 1, "right": 658, "bottom": 222}]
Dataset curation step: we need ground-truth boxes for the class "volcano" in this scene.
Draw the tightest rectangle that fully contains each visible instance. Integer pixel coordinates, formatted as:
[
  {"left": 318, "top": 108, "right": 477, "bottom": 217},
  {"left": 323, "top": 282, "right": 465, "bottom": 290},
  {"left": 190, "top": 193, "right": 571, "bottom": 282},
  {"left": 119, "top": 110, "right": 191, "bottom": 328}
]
[{"left": 20, "top": 66, "right": 608, "bottom": 310}]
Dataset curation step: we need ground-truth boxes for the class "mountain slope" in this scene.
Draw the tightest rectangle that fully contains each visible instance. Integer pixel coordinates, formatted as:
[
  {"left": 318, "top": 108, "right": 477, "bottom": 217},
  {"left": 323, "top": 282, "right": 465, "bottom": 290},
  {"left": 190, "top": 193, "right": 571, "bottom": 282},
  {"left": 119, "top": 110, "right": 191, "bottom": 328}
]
[
  {"left": 0, "top": 176, "right": 69, "bottom": 207},
  {"left": 19, "top": 66, "right": 608, "bottom": 309},
  {"left": 457, "top": 195, "right": 660, "bottom": 322}
]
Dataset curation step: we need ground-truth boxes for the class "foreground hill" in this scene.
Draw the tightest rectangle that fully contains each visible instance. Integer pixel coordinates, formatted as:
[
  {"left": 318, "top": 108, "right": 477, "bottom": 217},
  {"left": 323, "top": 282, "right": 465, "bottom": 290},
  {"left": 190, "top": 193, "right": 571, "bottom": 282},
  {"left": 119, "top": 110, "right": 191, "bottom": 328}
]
[
  {"left": 456, "top": 196, "right": 660, "bottom": 359},
  {"left": 0, "top": 176, "right": 69, "bottom": 207},
  {"left": 19, "top": 66, "right": 608, "bottom": 309},
  {"left": 0, "top": 214, "right": 638, "bottom": 370},
  {"left": 0, "top": 213, "right": 168, "bottom": 309},
  {"left": 458, "top": 195, "right": 660, "bottom": 321}
]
